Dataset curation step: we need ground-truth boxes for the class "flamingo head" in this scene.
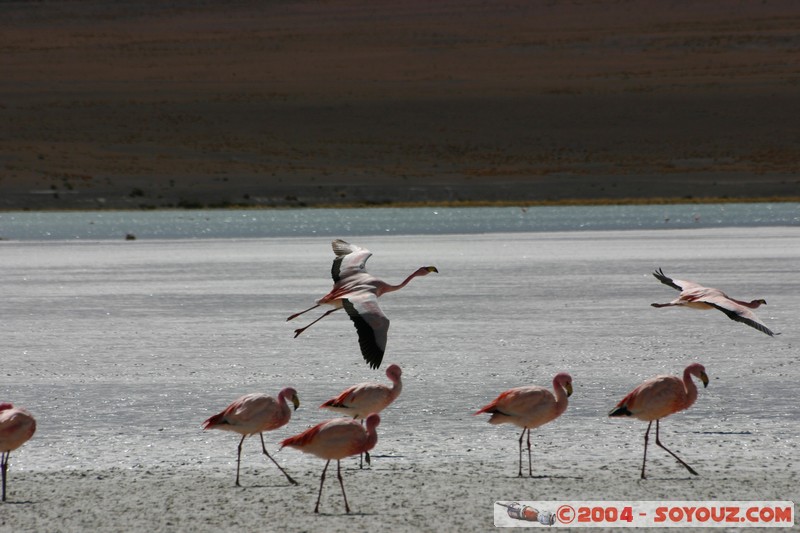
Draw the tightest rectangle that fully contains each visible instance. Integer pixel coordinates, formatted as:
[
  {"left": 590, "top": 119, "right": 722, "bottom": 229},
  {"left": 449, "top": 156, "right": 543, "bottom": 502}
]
[
  {"left": 686, "top": 363, "right": 709, "bottom": 388},
  {"left": 386, "top": 363, "right": 402, "bottom": 381},
  {"left": 281, "top": 387, "right": 300, "bottom": 411},
  {"left": 751, "top": 299, "right": 767, "bottom": 307},
  {"left": 421, "top": 266, "right": 438, "bottom": 275},
  {"left": 553, "top": 372, "right": 573, "bottom": 397}
]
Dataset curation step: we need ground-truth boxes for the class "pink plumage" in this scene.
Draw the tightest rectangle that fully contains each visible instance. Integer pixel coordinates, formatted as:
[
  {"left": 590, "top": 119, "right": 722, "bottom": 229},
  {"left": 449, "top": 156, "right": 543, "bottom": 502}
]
[
  {"left": 0, "top": 403, "right": 36, "bottom": 502},
  {"left": 281, "top": 414, "right": 380, "bottom": 514},
  {"left": 475, "top": 372, "right": 572, "bottom": 477},
  {"left": 203, "top": 387, "right": 299, "bottom": 486},
  {"left": 609, "top": 363, "right": 709, "bottom": 479},
  {"left": 320, "top": 364, "right": 402, "bottom": 419}
]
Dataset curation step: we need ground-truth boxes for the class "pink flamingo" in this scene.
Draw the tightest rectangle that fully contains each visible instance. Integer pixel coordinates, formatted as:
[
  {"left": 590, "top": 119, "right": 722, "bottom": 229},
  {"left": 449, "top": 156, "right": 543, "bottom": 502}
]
[
  {"left": 651, "top": 268, "right": 775, "bottom": 336},
  {"left": 287, "top": 239, "right": 438, "bottom": 369},
  {"left": 609, "top": 363, "right": 709, "bottom": 479},
  {"left": 0, "top": 403, "right": 36, "bottom": 502},
  {"left": 320, "top": 363, "right": 402, "bottom": 467},
  {"left": 475, "top": 373, "right": 573, "bottom": 477},
  {"left": 280, "top": 414, "right": 380, "bottom": 514},
  {"left": 202, "top": 388, "right": 299, "bottom": 487}
]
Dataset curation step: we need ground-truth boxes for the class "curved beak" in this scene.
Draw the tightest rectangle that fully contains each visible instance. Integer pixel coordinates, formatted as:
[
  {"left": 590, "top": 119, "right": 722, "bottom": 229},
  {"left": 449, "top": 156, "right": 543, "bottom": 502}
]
[
  {"left": 700, "top": 372, "right": 709, "bottom": 388},
  {"left": 426, "top": 266, "right": 439, "bottom": 273},
  {"left": 291, "top": 394, "right": 300, "bottom": 411},
  {"left": 565, "top": 382, "right": 573, "bottom": 397}
]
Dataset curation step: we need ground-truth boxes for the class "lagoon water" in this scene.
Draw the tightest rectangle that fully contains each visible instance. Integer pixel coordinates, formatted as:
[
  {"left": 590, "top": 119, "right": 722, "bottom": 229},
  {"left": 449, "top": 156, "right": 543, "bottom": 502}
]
[{"left": 2, "top": 206, "right": 797, "bottom": 486}]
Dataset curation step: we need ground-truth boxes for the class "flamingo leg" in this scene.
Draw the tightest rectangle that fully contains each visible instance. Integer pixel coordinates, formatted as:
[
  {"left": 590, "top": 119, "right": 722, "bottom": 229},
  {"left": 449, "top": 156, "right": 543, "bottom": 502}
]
[
  {"left": 654, "top": 420, "right": 699, "bottom": 476},
  {"left": 641, "top": 420, "right": 652, "bottom": 479},
  {"left": 315, "top": 460, "right": 331, "bottom": 513},
  {"left": 526, "top": 428, "right": 533, "bottom": 477},
  {"left": 259, "top": 433, "right": 297, "bottom": 485},
  {"left": 516, "top": 428, "right": 526, "bottom": 477},
  {"left": 1, "top": 451, "right": 8, "bottom": 502},
  {"left": 293, "top": 308, "right": 341, "bottom": 338},
  {"left": 235, "top": 434, "right": 247, "bottom": 487},
  {"left": 287, "top": 304, "right": 320, "bottom": 322},
  {"left": 336, "top": 459, "right": 351, "bottom": 514}
]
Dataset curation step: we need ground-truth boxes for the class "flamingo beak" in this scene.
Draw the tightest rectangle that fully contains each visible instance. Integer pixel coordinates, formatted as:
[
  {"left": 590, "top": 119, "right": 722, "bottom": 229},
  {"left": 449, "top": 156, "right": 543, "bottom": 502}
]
[
  {"left": 291, "top": 394, "right": 300, "bottom": 411},
  {"left": 700, "top": 372, "right": 709, "bottom": 388},
  {"left": 565, "top": 382, "right": 573, "bottom": 397},
  {"left": 426, "top": 266, "right": 438, "bottom": 273}
]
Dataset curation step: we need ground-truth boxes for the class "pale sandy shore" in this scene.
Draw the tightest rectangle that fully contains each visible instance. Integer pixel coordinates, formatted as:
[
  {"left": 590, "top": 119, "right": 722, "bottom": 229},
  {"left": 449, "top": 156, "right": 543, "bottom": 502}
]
[
  {"left": 2, "top": 0, "right": 800, "bottom": 210},
  {"left": 2, "top": 462, "right": 797, "bottom": 532}
]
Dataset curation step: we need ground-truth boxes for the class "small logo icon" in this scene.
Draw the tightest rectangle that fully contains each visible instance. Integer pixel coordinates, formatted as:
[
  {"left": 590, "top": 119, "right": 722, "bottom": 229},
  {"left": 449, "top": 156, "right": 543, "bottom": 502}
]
[
  {"left": 496, "top": 502, "right": 556, "bottom": 525},
  {"left": 556, "top": 504, "right": 576, "bottom": 524}
]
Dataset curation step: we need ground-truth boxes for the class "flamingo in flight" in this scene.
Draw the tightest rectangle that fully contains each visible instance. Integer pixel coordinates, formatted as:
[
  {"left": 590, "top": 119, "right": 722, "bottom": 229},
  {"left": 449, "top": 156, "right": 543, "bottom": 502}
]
[
  {"left": 281, "top": 414, "right": 380, "bottom": 514},
  {"left": 475, "top": 373, "right": 573, "bottom": 477},
  {"left": 202, "top": 387, "right": 300, "bottom": 487},
  {"left": 320, "top": 363, "right": 402, "bottom": 467},
  {"left": 651, "top": 268, "right": 775, "bottom": 336},
  {"left": 287, "top": 239, "right": 438, "bottom": 369},
  {"left": 0, "top": 403, "right": 36, "bottom": 502},
  {"left": 609, "top": 363, "right": 709, "bottom": 479}
]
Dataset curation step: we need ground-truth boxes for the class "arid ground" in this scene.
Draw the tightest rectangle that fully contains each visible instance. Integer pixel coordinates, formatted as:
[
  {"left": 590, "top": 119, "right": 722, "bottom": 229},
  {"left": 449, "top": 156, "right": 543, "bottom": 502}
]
[{"left": 2, "top": 0, "right": 800, "bottom": 209}]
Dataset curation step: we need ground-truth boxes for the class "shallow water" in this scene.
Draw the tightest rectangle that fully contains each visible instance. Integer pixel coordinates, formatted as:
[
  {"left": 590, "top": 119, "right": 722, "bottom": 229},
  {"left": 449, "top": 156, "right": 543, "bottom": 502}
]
[{"left": 1, "top": 228, "right": 798, "bottom": 481}]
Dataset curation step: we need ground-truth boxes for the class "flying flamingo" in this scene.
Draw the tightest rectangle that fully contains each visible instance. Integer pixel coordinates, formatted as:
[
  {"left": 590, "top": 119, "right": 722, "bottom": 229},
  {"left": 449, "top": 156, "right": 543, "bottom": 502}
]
[
  {"left": 281, "top": 414, "right": 380, "bottom": 514},
  {"left": 287, "top": 239, "right": 438, "bottom": 369},
  {"left": 202, "top": 388, "right": 300, "bottom": 487},
  {"left": 320, "top": 363, "right": 402, "bottom": 467},
  {"left": 0, "top": 403, "right": 36, "bottom": 502},
  {"left": 475, "top": 373, "right": 573, "bottom": 477},
  {"left": 651, "top": 268, "right": 775, "bottom": 336},
  {"left": 609, "top": 363, "right": 709, "bottom": 479}
]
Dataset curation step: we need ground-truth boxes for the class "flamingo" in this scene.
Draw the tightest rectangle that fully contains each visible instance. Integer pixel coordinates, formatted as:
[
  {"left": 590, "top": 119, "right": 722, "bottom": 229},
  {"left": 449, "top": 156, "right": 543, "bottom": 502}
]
[
  {"left": 320, "top": 363, "right": 402, "bottom": 467},
  {"left": 609, "top": 363, "right": 709, "bottom": 479},
  {"left": 287, "top": 239, "right": 438, "bottom": 369},
  {"left": 0, "top": 403, "right": 36, "bottom": 502},
  {"left": 475, "top": 373, "right": 573, "bottom": 477},
  {"left": 651, "top": 268, "right": 775, "bottom": 336},
  {"left": 202, "top": 388, "right": 299, "bottom": 487},
  {"left": 280, "top": 414, "right": 380, "bottom": 514}
]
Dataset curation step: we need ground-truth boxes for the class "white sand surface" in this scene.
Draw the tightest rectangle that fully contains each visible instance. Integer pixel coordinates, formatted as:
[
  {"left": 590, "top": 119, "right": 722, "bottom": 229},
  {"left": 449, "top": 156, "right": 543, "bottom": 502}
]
[{"left": 1, "top": 228, "right": 798, "bottom": 531}]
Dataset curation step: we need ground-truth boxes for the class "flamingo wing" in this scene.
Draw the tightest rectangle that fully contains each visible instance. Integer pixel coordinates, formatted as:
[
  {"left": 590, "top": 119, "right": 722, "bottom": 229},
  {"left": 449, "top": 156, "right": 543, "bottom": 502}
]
[
  {"left": 331, "top": 239, "right": 372, "bottom": 283},
  {"left": 342, "top": 294, "right": 389, "bottom": 369},
  {"left": 653, "top": 268, "right": 703, "bottom": 292},
  {"left": 702, "top": 296, "right": 775, "bottom": 336}
]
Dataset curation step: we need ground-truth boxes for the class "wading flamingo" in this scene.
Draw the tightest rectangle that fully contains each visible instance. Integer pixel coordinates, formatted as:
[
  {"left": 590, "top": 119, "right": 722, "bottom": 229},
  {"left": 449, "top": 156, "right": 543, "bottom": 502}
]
[
  {"left": 0, "top": 403, "right": 36, "bottom": 502},
  {"left": 320, "top": 363, "right": 402, "bottom": 467},
  {"left": 281, "top": 414, "right": 380, "bottom": 514},
  {"left": 609, "top": 363, "right": 709, "bottom": 479},
  {"left": 287, "top": 239, "right": 438, "bottom": 369},
  {"left": 203, "top": 388, "right": 299, "bottom": 487},
  {"left": 651, "top": 268, "right": 775, "bottom": 336},
  {"left": 475, "top": 373, "right": 573, "bottom": 477}
]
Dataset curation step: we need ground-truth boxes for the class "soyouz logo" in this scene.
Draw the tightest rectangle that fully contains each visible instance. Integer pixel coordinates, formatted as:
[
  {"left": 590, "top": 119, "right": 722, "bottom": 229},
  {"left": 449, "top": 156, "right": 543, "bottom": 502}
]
[{"left": 494, "top": 501, "right": 794, "bottom": 528}]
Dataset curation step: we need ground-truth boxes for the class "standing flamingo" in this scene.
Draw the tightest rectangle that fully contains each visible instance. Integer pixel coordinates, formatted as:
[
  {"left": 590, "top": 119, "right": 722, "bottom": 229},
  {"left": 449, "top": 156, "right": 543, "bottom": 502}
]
[
  {"left": 287, "top": 239, "right": 438, "bottom": 369},
  {"left": 320, "top": 363, "right": 402, "bottom": 467},
  {"left": 0, "top": 403, "right": 36, "bottom": 502},
  {"left": 651, "top": 268, "right": 775, "bottom": 336},
  {"left": 475, "top": 373, "right": 573, "bottom": 477},
  {"left": 202, "top": 387, "right": 299, "bottom": 487},
  {"left": 281, "top": 414, "right": 380, "bottom": 514},
  {"left": 609, "top": 363, "right": 709, "bottom": 479}
]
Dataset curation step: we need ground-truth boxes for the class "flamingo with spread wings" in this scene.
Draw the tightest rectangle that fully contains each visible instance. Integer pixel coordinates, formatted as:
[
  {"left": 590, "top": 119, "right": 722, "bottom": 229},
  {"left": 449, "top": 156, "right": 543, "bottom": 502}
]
[
  {"left": 609, "top": 363, "right": 709, "bottom": 479},
  {"left": 288, "top": 239, "right": 438, "bottom": 369},
  {"left": 651, "top": 268, "right": 775, "bottom": 336}
]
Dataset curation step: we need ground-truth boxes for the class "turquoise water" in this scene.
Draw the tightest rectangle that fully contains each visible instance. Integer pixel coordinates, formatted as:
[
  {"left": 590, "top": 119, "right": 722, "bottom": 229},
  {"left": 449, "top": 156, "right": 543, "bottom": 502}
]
[{"left": 1, "top": 202, "right": 798, "bottom": 240}]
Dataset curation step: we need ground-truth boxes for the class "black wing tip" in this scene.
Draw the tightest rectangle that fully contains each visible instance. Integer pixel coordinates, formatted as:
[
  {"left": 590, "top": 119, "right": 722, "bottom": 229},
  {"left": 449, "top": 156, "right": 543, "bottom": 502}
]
[{"left": 608, "top": 405, "right": 632, "bottom": 417}]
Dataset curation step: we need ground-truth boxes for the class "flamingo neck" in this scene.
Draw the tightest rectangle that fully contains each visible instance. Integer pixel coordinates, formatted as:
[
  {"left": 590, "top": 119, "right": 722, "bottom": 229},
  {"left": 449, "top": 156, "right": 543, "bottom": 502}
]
[
  {"left": 364, "top": 417, "right": 380, "bottom": 451},
  {"left": 739, "top": 299, "right": 764, "bottom": 309},
  {"left": 552, "top": 379, "right": 569, "bottom": 412},
  {"left": 378, "top": 268, "right": 428, "bottom": 296},
  {"left": 682, "top": 369, "right": 699, "bottom": 407}
]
